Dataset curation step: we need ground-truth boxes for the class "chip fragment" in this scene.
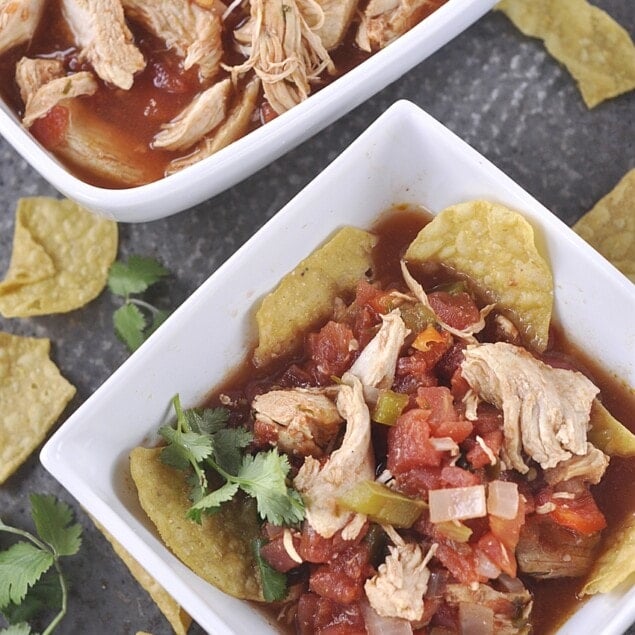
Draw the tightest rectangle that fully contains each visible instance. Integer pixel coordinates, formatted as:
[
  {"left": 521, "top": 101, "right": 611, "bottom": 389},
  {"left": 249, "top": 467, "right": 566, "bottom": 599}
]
[
  {"left": 130, "top": 446, "right": 264, "bottom": 601},
  {"left": 0, "top": 197, "right": 118, "bottom": 317},
  {"left": 497, "top": 0, "right": 635, "bottom": 108},
  {"left": 573, "top": 169, "right": 635, "bottom": 283},
  {"left": 253, "top": 226, "right": 377, "bottom": 367},
  {"left": 93, "top": 518, "right": 191, "bottom": 635},
  {"left": 405, "top": 200, "right": 553, "bottom": 352},
  {"left": 0, "top": 332, "right": 76, "bottom": 484}
]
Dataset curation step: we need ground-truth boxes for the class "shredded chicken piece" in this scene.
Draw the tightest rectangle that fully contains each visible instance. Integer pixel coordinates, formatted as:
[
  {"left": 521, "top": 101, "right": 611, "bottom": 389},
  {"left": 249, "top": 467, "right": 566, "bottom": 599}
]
[
  {"left": 356, "top": 0, "right": 432, "bottom": 52},
  {"left": 444, "top": 582, "right": 533, "bottom": 631},
  {"left": 227, "top": 0, "right": 334, "bottom": 114},
  {"left": 348, "top": 308, "right": 408, "bottom": 403},
  {"left": 293, "top": 373, "right": 374, "bottom": 539},
  {"left": 543, "top": 443, "right": 609, "bottom": 485},
  {"left": 15, "top": 57, "right": 64, "bottom": 104},
  {"left": 461, "top": 342, "right": 600, "bottom": 473},
  {"left": 152, "top": 78, "right": 231, "bottom": 151},
  {"left": 16, "top": 61, "right": 98, "bottom": 127},
  {"left": 166, "top": 76, "right": 261, "bottom": 174},
  {"left": 61, "top": 0, "right": 145, "bottom": 90},
  {"left": 252, "top": 387, "right": 343, "bottom": 457},
  {"left": 365, "top": 542, "right": 437, "bottom": 621},
  {"left": 0, "top": 0, "right": 45, "bottom": 55},
  {"left": 314, "top": 0, "right": 358, "bottom": 50},
  {"left": 121, "top": 0, "right": 222, "bottom": 80},
  {"left": 400, "top": 261, "right": 494, "bottom": 344}
]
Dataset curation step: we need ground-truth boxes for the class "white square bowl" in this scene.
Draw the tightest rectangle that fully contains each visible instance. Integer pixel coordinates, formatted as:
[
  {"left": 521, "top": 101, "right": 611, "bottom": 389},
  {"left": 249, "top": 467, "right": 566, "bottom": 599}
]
[
  {"left": 41, "top": 101, "right": 635, "bottom": 634},
  {"left": 0, "top": 0, "right": 496, "bottom": 222}
]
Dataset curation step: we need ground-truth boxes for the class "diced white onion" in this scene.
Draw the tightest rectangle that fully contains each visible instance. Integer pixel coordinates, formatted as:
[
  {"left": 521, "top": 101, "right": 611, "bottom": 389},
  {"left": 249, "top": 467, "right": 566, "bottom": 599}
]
[
  {"left": 458, "top": 601, "right": 494, "bottom": 635},
  {"left": 430, "top": 436, "right": 459, "bottom": 455},
  {"left": 429, "top": 485, "right": 487, "bottom": 523},
  {"left": 360, "top": 600, "right": 413, "bottom": 635},
  {"left": 475, "top": 550, "right": 501, "bottom": 580},
  {"left": 498, "top": 573, "right": 526, "bottom": 593},
  {"left": 426, "top": 570, "right": 448, "bottom": 598},
  {"left": 282, "top": 528, "right": 302, "bottom": 564},
  {"left": 486, "top": 480, "right": 519, "bottom": 519}
]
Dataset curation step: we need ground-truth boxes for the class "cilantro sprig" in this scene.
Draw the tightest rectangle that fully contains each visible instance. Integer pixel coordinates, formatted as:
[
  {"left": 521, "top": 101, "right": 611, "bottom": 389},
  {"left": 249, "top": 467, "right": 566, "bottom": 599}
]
[
  {"left": 0, "top": 495, "right": 82, "bottom": 635},
  {"left": 160, "top": 395, "right": 305, "bottom": 526},
  {"left": 107, "top": 256, "right": 170, "bottom": 351}
]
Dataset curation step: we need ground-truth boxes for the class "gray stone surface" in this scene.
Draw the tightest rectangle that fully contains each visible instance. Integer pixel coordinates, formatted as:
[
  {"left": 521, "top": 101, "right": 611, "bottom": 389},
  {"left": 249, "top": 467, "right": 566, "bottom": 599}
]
[{"left": 0, "top": 1, "right": 633, "bottom": 634}]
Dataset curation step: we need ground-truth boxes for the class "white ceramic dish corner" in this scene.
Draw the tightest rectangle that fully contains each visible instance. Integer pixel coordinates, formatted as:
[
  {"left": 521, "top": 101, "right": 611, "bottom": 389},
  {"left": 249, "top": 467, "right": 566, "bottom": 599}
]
[
  {"left": 41, "top": 101, "right": 635, "bottom": 634},
  {"left": 0, "top": 0, "right": 497, "bottom": 223}
]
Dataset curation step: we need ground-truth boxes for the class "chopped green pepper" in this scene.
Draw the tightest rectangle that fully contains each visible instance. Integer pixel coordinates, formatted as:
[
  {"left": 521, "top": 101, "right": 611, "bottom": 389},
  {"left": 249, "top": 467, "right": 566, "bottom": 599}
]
[
  {"left": 434, "top": 520, "right": 473, "bottom": 543},
  {"left": 337, "top": 481, "right": 427, "bottom": 528},
  {"left": 372, "top": 390, "right": 410, "bottom": 425},
  {"left": 399, "top": 302, "right": 436, "bottom": 333}
]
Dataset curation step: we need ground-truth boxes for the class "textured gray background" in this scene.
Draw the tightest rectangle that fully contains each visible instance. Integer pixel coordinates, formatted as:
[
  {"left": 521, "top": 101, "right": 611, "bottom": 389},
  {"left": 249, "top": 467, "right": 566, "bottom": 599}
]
[{"left": 0, "top": 1, "right": 634, "bottom": 634}]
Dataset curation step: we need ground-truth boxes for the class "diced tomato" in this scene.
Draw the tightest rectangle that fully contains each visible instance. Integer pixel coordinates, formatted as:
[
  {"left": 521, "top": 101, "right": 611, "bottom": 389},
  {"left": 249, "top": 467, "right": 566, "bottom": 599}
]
[
  {"left": 450, "top": 368, "right": 470, "bottom": 400},
  {"left": 549, "top": 493, "right": 607, "bottom": 535},
  {"left": 387, "top": 409, "right": 444, "bottom": 473},
  {"left": 353, "top": 279, "right": 395, "bottom": 314},
  {"left": 415, "top": 387, "right": 473, "bottom": 442},
  {"left": 434, "top": 540, "right": 482, "bottom": 585},
  {"left": 260, "top": 101, "right": 278, "bottom": 124},
  {"left": 296, "top": 594, "right": 366, "bottom": 635},
  {"left": 306, "top": 321, "right": 356, "bottom": 382},
  {"left": 436, "top": 342, "right": 467, "bottom": 382},
  {"left": 30, "top": 105, "right": 69, "bottom": 149},
  {"left": 489, "top": 495, "right": 526, "bottom": 556},
  {"left": 428, "top": 291, "right": 481, "bottom": 330},
  {"left": 259, "top": 534, "right": 301, "bottom": 573},
  {"left": 476, "top": 531, "right": 516, "bottom": 578},
  {"left": 297, "top": 522, "right": 367, "bottom": 563},
  {"left": 396, "top": 466, "right": 443, "bottom": 499},
  {"left": 465, "top": 430, "right": 503, "bottom": 468},
  {"left": 440, "top": 466, "right": 481, "bottom": 488},
  {"left": 309, "top": 544, "right": 373, "bottom": 604}
]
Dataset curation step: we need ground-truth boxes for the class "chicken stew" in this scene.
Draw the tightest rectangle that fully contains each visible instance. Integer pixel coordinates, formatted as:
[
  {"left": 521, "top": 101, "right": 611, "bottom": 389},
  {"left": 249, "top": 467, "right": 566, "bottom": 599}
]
[{"left": 0, "top": 0, "right": 446, "bottom": 188}]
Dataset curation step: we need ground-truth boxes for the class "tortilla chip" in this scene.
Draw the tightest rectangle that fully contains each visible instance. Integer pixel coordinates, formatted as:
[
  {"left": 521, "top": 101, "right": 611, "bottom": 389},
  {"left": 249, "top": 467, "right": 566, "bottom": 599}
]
[
  {"left": 130, "top": 447, "right": 264, "bottom": 601},
  {"left": 496, "top": 0, "right": 635, "bottom": 108},
  {"left": 581, "top": 512, "right": 635, "bottom": 595},
  {"left": 573, "top": 169, "right": 635, "bottom": 282},
  {"left": 0, "top": 332, "right": 76, "bottom": 484},
  {"left": 0, "top": 197, "right": 118, "bottom": 317},
  {"left": 405, "top": 200, "right": 553, "bottom": 352},
  {"left": 0, "top": 212, "right": 55, "bottom": 293},
  {"left": 588, "top": 399, "right": 635, "bottom": 458},
  {"left": 92, "top": 518, "right": 191, "bottom": 635},
  {"left": 253, "top": 226, "right": 378, "bottom": 367}
]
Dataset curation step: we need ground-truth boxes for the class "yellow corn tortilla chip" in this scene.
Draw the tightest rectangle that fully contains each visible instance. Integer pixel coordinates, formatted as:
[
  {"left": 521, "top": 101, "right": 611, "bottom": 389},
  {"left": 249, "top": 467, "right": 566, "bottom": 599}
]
[
  {"left": 92, "top": 518, "right": 191, "bottom": 635},
  {"left": 253, "top": 226, "right": 378, "bottom": 367},
  {"left": 130, "top": 446, "right": 264, "bottom": 601},
  {"left": 0, "top": 197, "right": 118, "bottom": 317},
  {"left": 581, "top": 512, "right": 635, "bottom": 595},
  {"left": 0, "top": 332, "right": 76, "bottom": 484},
  {"left": 496, "top": 0, "right": 635, "bottom": 108},
  {"left": 0, "top": 212, "right": 55, "bottom": 293},
  {"left": 405, "top": 200, "right": 553, "bottom": 352},
  {"left": 573, "top": 169, "right": 635, "bottom": 283},
  {"left": 588, "top": 399, "right": 635, "bottom": 458}
]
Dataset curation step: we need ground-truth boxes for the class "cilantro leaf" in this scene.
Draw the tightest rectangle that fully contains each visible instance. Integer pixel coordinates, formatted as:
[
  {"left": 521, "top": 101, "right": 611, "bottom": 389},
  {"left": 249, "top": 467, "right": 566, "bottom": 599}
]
[
  {"left": 0, "top": 623, "right": 32, "bottom": 635},
  {"left": 185, "top": 407, "right": 230, "bottom": 436},
  {"left": 107, "top": 256, "right": 169, "bottom": 297},
  {"left": 212, "top": 427, "right": 253, "bottom": 475},
  {"left": 159, "top": 426, "right": 213, "bottom": 465},
  {"left": 0, "top": 543, "right": 54, "bottom": 609},
  {"left": 113, "top": 303, "right": 146, "bottom": 351},
  {"left": 236, "top": 451, "right": 306, "bottom": 526},
  {"left": 188, "top": 482, "right": 240, "bottom": 520},
  {"left": 1, "top": 570, "right": 61, "bottom": 625},
  {"left": 29, "top": 494, "right": 82, "bottom": 558},
  {"left": 252, "top": 538, "right": 288, "bottom": 602}
]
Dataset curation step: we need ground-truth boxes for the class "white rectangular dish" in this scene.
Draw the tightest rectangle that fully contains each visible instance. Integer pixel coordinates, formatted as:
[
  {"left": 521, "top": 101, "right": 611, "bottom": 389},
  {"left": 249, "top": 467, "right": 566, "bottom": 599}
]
[
  {"left": 0, "top": 0, "right": 496, "bottom": 222},
  {"left": 40, "top": 101, "right": 635, "bottom": 634}
]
